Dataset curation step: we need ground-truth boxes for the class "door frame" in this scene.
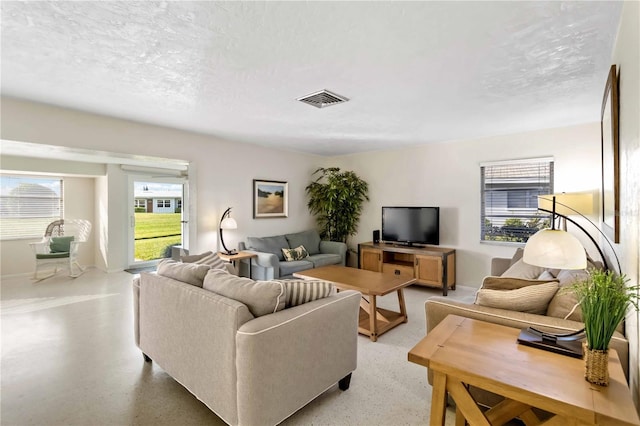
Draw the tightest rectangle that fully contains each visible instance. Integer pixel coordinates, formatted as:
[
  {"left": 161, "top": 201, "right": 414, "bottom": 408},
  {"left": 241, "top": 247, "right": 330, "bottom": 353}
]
[{"left": 127, "top": 175, "right": 189, "bottom": 268}]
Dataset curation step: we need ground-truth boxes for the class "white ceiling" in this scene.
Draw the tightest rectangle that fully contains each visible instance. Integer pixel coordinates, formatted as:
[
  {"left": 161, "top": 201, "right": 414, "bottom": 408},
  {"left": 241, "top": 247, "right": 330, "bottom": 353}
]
[{"left": 1, "top": 1, "right": 623, "bottom": 156}]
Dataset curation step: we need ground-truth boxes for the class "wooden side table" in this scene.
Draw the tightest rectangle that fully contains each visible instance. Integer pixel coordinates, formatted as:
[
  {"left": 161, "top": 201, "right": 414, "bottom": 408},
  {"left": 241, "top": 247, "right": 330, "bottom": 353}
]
[
  {"left": 408, "top": 315, "right": 640, "bottom": 426},
  {"left": 217, "top": 251, "right": 257, "bottom": 278}
]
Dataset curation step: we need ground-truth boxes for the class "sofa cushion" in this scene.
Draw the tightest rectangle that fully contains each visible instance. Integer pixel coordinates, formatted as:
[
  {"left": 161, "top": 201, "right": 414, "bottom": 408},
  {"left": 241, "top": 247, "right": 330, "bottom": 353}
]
[
  {"left": 481, "top": 276, "right": 558, "bottom": 291},
  {"left": 203, "top": 269, "right": 285, "bottom": 317},
  {"left": 282, "top": 245, "right": 309, "bottom": 261},
  {"left": 545, "top": 269, "right": 588, "bottom": 322},
  {"left": 285, "top": 230, "right": 321, "bottom": 255},
  {"left": 247, "top": 235, "right": 289, "bottom": 261},
  {"left": 475, "top": 281, "right": 559, "bottom": 314},
  {"left": 277, "top": 279, "right": 335, "bottom": 307},
  {"left": 279, "top": 260, "right": 314, "bottom": 277},
  {"left": 500, "top": 259, "right": 546, "bottom": 280},
  {"left": 307, "top": 253, "right": 342, "bottom": 268},
  {"left": 157, "top": 259, "right": 211, "bottom": 287}
]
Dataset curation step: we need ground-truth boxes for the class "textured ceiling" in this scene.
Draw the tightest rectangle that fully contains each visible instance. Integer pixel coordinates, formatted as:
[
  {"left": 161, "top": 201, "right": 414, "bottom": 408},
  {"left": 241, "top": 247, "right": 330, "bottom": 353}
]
[{"left": 1, "top": 1, "right": 623, "bottom": 156}]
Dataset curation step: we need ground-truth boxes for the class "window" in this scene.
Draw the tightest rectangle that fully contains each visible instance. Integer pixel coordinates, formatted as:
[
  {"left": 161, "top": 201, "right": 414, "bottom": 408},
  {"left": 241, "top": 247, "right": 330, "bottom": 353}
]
[
  {"left": 134, "top": 199, "right": 146, "bottom": 208},
  {"left": 481, "top": 158, "right": 553, "bottom": 243},
  {"left": 0, "top": 175, "right": 64, "bottom": 240},
  {"left": 156, "top": 199, "right": 170, "bottom": 208},
  {"left": 176, "top": 199, "right": 182, "bottom": 209}
]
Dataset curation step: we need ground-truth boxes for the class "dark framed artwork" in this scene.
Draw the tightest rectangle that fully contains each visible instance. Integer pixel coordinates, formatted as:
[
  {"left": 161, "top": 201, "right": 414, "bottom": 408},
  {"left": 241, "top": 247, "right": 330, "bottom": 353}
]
[
  {"left": 253, "top": 179, "right": 288, "bottom": 218},
  {"left": 601, "top": 64, "right": 620, "bottom": 243}
]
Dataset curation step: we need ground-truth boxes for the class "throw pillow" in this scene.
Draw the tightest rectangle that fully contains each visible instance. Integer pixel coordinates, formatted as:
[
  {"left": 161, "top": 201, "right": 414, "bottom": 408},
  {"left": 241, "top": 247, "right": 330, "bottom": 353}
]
[
  {"left": 509, "top": 248, "right": 524, "bottom": 266},
  {"left": 203, "top": 269, "right": 285, "bottom": 317},
  {"left": 474, "top": 281, "right": 559, "bottom": 314},
  {"left": 50, "top": 236, "right": 74, "bottom": 253},
  {"left": 545, "top": 268, "right": 588, "bottom": 322},
  {"left": 278, "top": 279, "right": 335, "bottom": 307},
  {"left": 157, "top": 259, "right": 211, "bottom": 287},
  {"left": 481, "top": 276, "right": 558, "bottom": 291},
  {"left": 188, "top": 252, "right": 228, "bottom": 270},
  {"left": 282, "top": 245, "right": 309, "bottom": 262},
  {"left": 180, "top": 251, "right": 214, "bottom": 263},
  {"left": 500, "top": 259, "right": 546, "bottom": 280}
]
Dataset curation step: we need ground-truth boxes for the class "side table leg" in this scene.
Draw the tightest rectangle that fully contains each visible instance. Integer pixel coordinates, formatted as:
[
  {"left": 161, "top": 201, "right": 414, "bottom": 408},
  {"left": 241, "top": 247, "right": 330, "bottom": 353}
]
[{"left": 430, "top": 371, "right": 447, "bottom": 426}]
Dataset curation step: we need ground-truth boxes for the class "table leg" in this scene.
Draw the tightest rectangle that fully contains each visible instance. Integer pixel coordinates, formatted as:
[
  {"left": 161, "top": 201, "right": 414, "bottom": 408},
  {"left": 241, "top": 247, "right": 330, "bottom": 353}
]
[
  {"left": 430, "top": 371, "right": 448, "bottom": 426},
  {"left": 369, "top": 294, "right": 378, "bottom": 342},
  {"left": 397, "top": 288, "right": 408, "bottom": 323}
]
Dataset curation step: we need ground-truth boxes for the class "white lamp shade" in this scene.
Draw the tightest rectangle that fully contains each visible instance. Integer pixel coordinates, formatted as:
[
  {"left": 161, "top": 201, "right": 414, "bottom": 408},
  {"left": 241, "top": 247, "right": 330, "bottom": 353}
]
[
  {"left": 523, "top": 229, "right": 587, "bottom": 270},
  {"left": 220, "top": 217, "right": 237, "bottom": 230}
]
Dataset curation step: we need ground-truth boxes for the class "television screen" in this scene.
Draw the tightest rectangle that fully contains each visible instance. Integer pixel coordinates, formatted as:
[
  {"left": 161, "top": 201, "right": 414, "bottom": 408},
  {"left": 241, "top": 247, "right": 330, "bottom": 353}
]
[{"left": 382, "top": 206, "right": 439, "bottom": 245}]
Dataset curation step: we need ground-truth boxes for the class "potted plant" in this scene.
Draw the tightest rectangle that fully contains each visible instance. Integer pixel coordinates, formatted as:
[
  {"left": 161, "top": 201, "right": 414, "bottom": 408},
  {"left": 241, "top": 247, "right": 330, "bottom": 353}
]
[
  {"left": 305, "top": 167, "right": 369, "bottom": 258},
  {"left": 572, "top": 269, "right": 639, "bottom": 386}
]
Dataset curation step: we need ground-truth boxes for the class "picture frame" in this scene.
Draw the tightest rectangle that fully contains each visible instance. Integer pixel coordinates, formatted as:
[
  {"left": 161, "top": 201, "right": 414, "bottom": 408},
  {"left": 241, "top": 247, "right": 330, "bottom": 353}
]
[
  {"left": 601, "top": 64, "right": 620, "bottom": 243},
  {"left": 253, "top": 179, "right": 288, "bottom": 218}
]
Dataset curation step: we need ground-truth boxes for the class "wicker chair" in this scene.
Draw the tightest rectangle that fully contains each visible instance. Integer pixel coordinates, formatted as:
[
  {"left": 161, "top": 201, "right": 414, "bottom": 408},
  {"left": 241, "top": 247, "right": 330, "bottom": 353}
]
[{"left": 30, "top": 219, "right": 92, "bottom": 280}]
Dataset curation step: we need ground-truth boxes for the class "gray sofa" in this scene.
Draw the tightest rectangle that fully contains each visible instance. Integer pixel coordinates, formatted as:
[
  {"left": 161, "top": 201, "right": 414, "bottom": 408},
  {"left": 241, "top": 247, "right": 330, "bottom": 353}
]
[
  {"left": 425, "top": 254, "right": 629, "bottom": 410},
  {"left": 238, "top": 229, "right": 347, "bottom": 279},
  {"left": 133, "top": 268, "right": 360, "bottom": 426}
]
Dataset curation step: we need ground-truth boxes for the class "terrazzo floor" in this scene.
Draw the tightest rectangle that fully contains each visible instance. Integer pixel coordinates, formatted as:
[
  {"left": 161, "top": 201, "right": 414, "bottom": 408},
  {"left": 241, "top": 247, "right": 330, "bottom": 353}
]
[{"left": 1, "top": 269, "right": 477, "bottom": 425}]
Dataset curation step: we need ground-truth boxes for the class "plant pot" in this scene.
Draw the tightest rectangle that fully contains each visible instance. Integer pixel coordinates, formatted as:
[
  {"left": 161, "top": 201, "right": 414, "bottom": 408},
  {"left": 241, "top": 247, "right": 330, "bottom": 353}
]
[{"left": 583, "top": 343, "right": 609, "bottom": 386}]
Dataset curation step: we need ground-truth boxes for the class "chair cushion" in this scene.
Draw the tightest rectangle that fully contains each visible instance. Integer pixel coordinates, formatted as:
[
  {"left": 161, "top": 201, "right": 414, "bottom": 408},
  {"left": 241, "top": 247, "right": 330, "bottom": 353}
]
[
  {"left": 282, "top": 245, "right": 309, "bottom": 261},
  {"left": 156, "top": 259, "right": 210, "bottom": 287},
  {"left": 285, "top": 230, "right": 321, "bottom": 255},
  {"left": 247, "top": 235, "right": 289, "bottom": 261},
  {"left": 203, "top": 269, "right": 285, "bottom": 317},
  {"left": 277, "top": 279, "right": 335, "bottom": 307},
  {"left": 307, "top": 253, "right": 342, "bottom": 268},
  {"left": 475, "top": 281, "right": 559, "bottom": 314},
  {"left": 36, "top": 252, "right": 69, "bottom": 259},
  {"left": 279, "top": 260, "right": 314, "bottom": 277},
  {"left": 50, "top": 236, "right": 74, "bottom": 253}
]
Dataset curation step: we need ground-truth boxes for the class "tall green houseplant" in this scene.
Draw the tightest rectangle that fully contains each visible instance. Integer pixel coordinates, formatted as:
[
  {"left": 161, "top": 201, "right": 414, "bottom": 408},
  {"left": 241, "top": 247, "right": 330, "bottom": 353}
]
[{"left": 305, "top": 167, "right": 369, "bottom": 244}]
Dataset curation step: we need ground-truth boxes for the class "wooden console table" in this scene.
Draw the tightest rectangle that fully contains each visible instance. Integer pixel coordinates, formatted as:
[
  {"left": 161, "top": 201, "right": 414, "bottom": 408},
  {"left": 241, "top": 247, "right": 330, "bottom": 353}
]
[
  {"left": 358, "top": 242, "right": 455, "bottom": 295},
  {"left": 408, "top": 315, "right": 640, "bottom": 426}
]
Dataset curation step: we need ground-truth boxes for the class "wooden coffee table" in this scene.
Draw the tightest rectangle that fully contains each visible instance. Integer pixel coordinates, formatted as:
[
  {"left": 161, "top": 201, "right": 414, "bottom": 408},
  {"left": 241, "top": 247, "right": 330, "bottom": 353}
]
[
  {"left": 293, "top": 265, "right": 416, "bottom": 342},
  {"left": 408, "top": 315, "right": 640, "bottom": 426}
]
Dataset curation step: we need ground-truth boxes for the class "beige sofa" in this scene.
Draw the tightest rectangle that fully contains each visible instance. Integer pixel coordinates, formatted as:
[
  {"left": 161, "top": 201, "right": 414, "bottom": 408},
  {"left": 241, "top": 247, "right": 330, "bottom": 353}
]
[
  {"left": 425, "top": 255, "right": 629, "bottom": 408},
  {"left": 133, "top": 269, "right": 360, "bottom": 426}
]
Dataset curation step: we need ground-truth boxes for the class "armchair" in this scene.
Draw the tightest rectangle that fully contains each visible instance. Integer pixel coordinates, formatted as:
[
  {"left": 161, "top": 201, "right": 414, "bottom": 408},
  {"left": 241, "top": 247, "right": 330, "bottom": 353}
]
[{"left": 30, "top": 219, "right": 92, "bottom": 280}]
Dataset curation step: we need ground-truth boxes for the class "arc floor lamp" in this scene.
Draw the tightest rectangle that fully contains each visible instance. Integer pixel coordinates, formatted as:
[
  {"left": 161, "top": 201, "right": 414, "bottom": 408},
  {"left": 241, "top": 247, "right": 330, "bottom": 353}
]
[{"left": 219, "top": 207, "right": 237, "bottom": 255}]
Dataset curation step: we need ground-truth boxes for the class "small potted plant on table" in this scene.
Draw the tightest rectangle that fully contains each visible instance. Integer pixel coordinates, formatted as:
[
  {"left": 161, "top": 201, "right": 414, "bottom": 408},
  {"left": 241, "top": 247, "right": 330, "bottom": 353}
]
[{"left": 572, "top": 269, "right": 638, "bottom": 386}]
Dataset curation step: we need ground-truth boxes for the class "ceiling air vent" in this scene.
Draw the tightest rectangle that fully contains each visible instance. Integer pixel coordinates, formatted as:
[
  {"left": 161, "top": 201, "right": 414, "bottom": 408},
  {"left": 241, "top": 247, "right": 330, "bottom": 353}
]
[{"left": 297, "top": 89, "right": 349, "bottom": 109}]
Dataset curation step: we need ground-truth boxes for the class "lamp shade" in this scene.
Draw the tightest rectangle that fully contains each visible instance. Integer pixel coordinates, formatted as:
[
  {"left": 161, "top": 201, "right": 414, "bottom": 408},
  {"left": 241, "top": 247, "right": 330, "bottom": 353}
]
[
  {"left": 220, "top": 217, "right": 237, "bottom": 230},
  {"left": 523, "top": 229, "right": 587, "bottom": 270}
]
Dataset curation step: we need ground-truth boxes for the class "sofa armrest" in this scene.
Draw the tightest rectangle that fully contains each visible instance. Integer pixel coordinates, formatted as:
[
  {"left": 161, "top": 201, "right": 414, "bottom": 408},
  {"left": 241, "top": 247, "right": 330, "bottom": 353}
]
[
  {"left": 491, "top": 257, "right": 511, "bottom": 276},
  {"left": 236, "top": 290, "right": 360, "bottom": 426},
  {"left": 425, "top": 297, "right": 629, "bottom": 379},
  {"left": 319, "top": 240, "right": 347, "bottom": 265},
  {"left": 240, "top": 250, "right": 280, "bottom": 280}
]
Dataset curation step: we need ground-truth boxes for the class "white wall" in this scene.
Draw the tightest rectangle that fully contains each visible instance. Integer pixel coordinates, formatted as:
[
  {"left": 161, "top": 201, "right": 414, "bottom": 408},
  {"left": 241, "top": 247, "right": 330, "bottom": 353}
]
[
  {"left": 328, "top": 123, "right": 602, "bottom": 285},
  {"left": 1, "top": 97, "right": 321, "bottom": 273},
  {"left": 612, "top": 0, "right": 640, "bottom": 408},
  {"left": 0, "top": 157, "right": 100, "bottom": 276}
]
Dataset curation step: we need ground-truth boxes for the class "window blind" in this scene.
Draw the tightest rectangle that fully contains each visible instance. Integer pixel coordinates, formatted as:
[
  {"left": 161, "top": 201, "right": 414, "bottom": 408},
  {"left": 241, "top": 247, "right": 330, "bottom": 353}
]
[
  {"left": 480, "top": 158, "right": 553, "bottom": 243},
  {"left": 0, "top": 175, "right": 64, "bottom": 240}
]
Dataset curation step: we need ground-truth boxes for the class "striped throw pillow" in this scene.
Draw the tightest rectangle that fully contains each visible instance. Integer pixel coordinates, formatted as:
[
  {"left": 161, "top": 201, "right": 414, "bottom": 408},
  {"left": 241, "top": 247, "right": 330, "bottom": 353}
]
[
  {"left": 278, "top": 279, "right": 334, "bottom": 307},
  {"left": 474, "top": 281, "right": 559, "bottom": 314},
  {"left": 187, "top": 252, "right": 228, "bottom": 270}
]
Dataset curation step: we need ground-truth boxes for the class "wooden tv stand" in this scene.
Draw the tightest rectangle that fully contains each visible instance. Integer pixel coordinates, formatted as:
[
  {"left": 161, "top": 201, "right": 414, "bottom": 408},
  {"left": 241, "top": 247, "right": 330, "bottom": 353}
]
[{"left": 358, "top": 242, "right": 456, "bottom": 296}]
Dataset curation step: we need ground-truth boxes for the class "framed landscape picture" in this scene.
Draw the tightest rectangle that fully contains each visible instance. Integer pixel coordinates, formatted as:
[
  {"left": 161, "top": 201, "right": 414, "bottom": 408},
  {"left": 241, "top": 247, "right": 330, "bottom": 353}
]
[
  {"left": 601, "top": 64, "right": 619, "bottom": 243},
  {"left": 253, "top": 179, "right": 288, "bottom": 218}
]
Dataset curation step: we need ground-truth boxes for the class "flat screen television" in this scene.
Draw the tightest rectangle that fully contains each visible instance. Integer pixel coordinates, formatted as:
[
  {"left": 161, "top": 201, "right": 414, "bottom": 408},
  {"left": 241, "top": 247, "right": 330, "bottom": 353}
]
[{"left": 382, "top": 206, "right": 440, "bottom": 246}]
